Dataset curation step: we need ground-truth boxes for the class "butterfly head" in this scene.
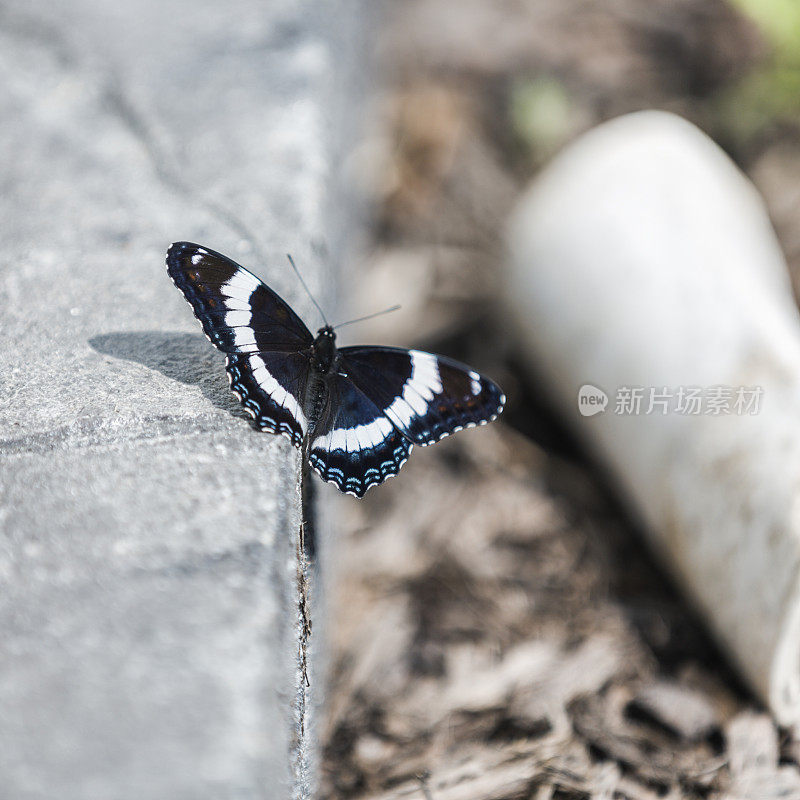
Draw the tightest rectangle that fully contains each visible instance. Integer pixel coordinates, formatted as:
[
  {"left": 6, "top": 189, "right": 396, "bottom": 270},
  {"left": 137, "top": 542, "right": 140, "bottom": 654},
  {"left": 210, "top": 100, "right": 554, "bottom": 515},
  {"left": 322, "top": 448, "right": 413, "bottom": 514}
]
[{"left": 312, "top": 325, "right": 338, "bottom": 374}]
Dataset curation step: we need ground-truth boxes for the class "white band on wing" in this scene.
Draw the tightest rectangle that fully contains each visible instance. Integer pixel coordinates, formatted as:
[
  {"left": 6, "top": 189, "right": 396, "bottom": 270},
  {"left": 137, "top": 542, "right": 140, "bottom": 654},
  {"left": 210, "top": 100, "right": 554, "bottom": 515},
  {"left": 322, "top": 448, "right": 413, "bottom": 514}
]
[
  {"left": 314, "top": 415, "right": 394, "bottom": 452},
  {"left": 248, "top": 355, "right": 308, "bottom": 434},
  {"left": 384, "top": 350, "right": 443, "bottom": 429}
]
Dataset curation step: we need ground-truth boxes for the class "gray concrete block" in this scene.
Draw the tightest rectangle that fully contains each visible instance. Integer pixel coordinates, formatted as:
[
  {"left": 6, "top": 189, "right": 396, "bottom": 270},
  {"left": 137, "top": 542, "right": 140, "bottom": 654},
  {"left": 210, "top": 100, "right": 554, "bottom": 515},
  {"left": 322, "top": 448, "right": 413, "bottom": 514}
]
[{"left": 0, "top": 0, "right": 363, "bottom": 796}]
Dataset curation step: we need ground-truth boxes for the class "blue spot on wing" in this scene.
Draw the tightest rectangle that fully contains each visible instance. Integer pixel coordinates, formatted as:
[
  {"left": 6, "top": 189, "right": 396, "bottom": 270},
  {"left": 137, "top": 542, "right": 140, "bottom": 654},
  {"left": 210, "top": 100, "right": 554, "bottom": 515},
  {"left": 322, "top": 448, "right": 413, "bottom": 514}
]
[
  {"left": 226, "top": 354, "right": 305, "bottom": 447},
  {"left": 309, "top": 429, "right": 412, "bottom": 498}
]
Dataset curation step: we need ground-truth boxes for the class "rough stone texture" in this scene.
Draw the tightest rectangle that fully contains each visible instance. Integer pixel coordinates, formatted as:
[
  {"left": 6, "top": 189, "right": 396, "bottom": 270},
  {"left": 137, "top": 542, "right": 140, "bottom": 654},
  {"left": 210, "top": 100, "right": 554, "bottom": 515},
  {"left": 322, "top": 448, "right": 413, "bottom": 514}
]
[{"left": 0, "top": 1, "right": 362, "bottom": 797}]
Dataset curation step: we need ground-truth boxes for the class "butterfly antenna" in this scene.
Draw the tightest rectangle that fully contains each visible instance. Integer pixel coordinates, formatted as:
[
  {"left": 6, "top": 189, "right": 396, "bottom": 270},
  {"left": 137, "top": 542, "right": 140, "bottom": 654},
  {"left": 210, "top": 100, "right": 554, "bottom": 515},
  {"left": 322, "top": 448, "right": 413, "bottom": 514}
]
[
  {"left": 287, "top": 254, "right": 329, "bottom": 327},
  {"left": 333, "top": 305, "right": 401, "bottom": 330}
]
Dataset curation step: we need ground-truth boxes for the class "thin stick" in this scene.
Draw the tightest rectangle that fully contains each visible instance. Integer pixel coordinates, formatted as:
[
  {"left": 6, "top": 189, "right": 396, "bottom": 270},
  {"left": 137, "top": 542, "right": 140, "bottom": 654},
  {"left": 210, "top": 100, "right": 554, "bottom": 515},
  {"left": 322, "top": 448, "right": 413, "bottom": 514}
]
[{"left": 297, "top": 436, "right": 314, "bottom": 692}]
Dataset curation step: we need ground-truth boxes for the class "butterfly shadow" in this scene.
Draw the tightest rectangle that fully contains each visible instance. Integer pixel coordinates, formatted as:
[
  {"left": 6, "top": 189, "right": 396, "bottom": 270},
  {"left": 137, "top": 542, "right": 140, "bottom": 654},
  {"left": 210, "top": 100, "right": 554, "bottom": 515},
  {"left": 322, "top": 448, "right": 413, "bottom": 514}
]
[{"left": 88, "top": 330, "right": 250, "bottom": 422}]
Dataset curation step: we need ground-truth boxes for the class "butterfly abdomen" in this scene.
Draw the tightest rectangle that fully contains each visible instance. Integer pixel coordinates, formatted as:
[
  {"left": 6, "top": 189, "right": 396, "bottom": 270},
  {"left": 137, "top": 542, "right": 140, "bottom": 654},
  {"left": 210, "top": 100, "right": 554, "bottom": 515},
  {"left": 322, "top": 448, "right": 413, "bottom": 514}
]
[
  {"left": 303, "top": 326, "right": 340, "bottom": 436},
  {"left": 304, "top": 374, "right": 330, "bottom": 433}
]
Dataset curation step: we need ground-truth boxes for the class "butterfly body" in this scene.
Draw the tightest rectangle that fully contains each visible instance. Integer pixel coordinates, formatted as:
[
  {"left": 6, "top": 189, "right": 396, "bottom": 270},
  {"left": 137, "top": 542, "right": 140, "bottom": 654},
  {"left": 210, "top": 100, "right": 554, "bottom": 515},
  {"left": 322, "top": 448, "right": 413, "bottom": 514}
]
[
  {"left": 304, "top": 326, "right": 340, "bottom": 435},
  {"left": 310, "top": 326, "right": 338, "bottom": 375},
  {"left": 167, "top": 242, "right": 505, "bottom": 497}
]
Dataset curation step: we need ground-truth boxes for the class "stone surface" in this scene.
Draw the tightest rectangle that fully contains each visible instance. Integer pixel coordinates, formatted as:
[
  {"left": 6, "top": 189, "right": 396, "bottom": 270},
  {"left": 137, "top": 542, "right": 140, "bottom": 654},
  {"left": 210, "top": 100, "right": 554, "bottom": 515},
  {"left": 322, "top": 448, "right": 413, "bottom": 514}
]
[
  {"left": 506, "top": 111, "right": 800, "bottom": 727},
  {"left": 0, "top": 1, "right": 362, "bottom": 797}
]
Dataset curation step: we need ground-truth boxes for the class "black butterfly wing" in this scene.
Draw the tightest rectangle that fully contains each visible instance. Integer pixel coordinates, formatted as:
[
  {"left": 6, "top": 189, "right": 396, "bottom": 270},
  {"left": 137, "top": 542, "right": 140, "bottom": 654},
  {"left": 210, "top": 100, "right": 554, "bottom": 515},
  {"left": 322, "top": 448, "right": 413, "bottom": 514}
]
[
  {"left": 307, "top": 347, "right": 504, "bottom": 497},
  {"left": 226, "top": 351, "right": 310, "bottom": 447},
  {"left": 167, "top": 242, "right": 313, "bottom": 353},
  {"left": 167, "top": 242, "right": 314, "bottom": 446},
  {"left": 308, "top": 374, "right": 413, "bottom": 497},
  {"left": 338, "top": 346, "right": 505, "bottom": 446}
]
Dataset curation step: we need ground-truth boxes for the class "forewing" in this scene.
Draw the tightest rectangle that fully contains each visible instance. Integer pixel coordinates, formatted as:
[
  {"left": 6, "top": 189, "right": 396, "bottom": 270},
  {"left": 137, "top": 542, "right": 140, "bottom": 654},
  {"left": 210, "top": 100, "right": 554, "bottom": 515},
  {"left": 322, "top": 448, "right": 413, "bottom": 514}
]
[
  {"left": 167, "top": 242, "right": 314, "bottom": 447},
  {"left": 338, "top": 346, "right": 505, "bottom": 446},
  {"left": 308, "top": 374, "right": 412, "bottom": 497},
  {"left": 167, "top": 241, "right": 313, "bottom": 353}
]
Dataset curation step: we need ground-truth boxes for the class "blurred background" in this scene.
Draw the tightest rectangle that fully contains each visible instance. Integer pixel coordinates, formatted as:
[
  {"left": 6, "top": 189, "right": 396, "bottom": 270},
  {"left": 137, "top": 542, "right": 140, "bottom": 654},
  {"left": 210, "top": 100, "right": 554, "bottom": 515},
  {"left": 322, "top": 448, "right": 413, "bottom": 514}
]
[
  {"left": 5, "top": 0, "right": 800, "bottom": 796},
  {"left": 321, "top": 1, "right": 800, "bottom": 797}
]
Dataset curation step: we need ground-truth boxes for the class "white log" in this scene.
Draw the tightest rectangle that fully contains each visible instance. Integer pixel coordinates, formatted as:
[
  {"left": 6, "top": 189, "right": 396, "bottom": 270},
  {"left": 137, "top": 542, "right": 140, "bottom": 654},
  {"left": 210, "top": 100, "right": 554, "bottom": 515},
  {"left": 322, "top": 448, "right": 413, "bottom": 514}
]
[{"left": 506, "top": 110, "right": 800, "bottom": 726}]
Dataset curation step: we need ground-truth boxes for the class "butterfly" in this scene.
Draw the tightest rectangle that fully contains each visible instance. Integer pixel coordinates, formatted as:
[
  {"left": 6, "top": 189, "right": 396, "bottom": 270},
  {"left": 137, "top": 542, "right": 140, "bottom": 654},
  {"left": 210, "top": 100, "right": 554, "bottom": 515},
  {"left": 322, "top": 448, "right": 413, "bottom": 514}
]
[{"left": 166, "top": 242, "right": 505, "bottom": 497}]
